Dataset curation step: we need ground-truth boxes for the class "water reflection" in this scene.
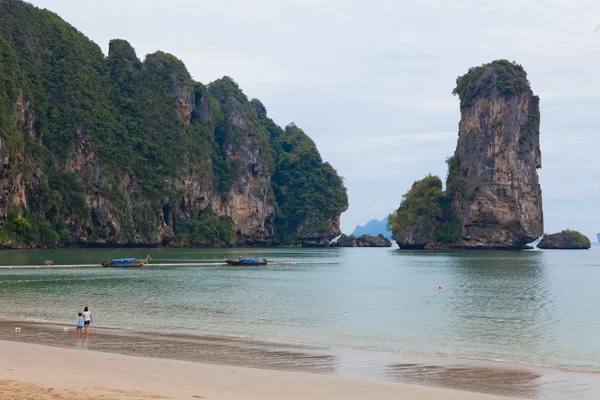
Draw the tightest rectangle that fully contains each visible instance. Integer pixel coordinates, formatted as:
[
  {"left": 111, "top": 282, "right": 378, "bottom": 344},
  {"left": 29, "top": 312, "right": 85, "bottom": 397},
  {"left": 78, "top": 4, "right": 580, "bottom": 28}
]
[{"left": 444, "top": 251, "right": 555, "bottom": 367}]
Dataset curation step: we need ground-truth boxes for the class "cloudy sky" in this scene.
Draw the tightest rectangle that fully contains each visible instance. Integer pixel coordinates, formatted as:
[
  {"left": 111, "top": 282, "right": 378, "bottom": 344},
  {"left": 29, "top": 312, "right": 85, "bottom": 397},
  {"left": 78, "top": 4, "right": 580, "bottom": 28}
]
[{"left": 31, "top": 0, "right": 600, "bottom": 240}]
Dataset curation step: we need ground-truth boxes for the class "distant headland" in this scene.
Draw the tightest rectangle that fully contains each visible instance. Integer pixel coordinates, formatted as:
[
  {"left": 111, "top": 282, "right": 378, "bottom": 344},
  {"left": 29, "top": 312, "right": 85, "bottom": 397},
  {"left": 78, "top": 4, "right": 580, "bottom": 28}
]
[{"left": 351, "top": 218, "right": 392, "bottom": 239}]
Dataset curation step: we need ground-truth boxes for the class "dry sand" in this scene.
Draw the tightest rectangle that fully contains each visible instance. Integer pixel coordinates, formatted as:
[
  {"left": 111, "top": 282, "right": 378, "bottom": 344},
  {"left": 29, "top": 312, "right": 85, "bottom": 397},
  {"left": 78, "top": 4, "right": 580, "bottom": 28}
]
[{"left": 0, "top": 340, "right": 521, "bottom": 400}]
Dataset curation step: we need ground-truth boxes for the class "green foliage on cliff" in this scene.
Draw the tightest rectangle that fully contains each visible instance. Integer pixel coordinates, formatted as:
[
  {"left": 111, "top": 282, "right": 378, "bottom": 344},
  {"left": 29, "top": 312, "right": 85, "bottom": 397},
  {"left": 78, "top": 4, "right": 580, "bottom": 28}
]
[
  {"left": 445, "top": 151, "right": 467, "bottom": 198},
  {"left": 174, "top": 209, "right": 235, "bottom": 246},
  {"left": 0, "top": 206, "right": 70, "bottom": 246},
  {"left": 271, "top": 124, "right": 348, "bottom": 243},
  {"left": 452, "top": 60, "right": 530, "bottom": 108},
  {"left": 388, "top": 174, "right": 442, "bottom": 236},
  {"left": 0, "top": 0, "right": 347, "bottom": 247},
  {"left": 389, "top": 171, "right": 463, "bottom": 245},
  {"left": 432, "top": 195, "right": 462, "bottom": 243}
]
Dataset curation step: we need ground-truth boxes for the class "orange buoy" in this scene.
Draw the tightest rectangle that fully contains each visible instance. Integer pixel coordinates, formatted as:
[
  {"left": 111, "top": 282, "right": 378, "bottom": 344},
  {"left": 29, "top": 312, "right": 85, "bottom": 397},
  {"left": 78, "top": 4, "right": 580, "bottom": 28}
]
[{"left": 438, "top": 286, "right": 442, "bottom": 290}]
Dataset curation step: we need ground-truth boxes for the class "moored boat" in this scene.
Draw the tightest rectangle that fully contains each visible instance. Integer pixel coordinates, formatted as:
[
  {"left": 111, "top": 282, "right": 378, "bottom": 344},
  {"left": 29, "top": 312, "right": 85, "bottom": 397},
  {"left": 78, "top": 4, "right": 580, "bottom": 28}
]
[
  {"left": 101, "top": 254, "right": 151, "bottom": 268},
  {"left": 224, "top": 257, "right": 267, "bottom": 266}
]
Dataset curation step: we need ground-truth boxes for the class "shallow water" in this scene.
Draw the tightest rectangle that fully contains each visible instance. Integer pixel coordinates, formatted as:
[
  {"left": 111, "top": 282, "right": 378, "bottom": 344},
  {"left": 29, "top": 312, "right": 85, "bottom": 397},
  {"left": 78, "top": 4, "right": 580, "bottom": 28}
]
[{"left": 0, "top": 245, "right": 599, "bottom": 374}]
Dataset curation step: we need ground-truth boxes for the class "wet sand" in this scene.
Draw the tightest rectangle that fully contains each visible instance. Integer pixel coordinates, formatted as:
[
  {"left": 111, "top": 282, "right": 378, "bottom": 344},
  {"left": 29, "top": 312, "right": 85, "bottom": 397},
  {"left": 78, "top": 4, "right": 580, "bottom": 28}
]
[
  {"left": 0, "top": 319, "right": 599, "bottom": 399},
  {"left": 0, "top": 340, "right": 521, "bottom": 400}
]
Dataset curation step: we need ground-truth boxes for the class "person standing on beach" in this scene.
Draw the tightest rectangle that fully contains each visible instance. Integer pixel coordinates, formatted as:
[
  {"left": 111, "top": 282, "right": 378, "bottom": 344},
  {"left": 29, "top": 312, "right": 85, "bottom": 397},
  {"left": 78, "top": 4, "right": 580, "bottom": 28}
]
[
  {"left": 76, "top": 312, "right": 84, "bottom": 338},
  {"left": 82, "top": 306, "right": 93, "bottom": 336}
]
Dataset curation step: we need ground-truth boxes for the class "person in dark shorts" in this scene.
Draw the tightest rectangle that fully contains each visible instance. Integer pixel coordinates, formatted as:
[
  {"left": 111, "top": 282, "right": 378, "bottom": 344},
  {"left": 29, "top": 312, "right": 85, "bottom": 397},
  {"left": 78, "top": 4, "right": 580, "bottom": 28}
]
[
  {"left": 82, "top": 306, "right": 93, "bottom": 336},
  {"left": 76, "top": 312, "right": 84, "bottom": 338}
]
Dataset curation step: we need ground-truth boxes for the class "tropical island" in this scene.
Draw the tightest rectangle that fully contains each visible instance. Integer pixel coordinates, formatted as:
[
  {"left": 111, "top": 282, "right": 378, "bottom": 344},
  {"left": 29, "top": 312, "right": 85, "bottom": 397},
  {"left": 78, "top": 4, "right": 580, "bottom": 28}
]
[
  {"left": 389, "top": 60, "right": 543, "bottom": 250},
  {"left": 0, "top": 0, "right": 348, "bottom": 248}
]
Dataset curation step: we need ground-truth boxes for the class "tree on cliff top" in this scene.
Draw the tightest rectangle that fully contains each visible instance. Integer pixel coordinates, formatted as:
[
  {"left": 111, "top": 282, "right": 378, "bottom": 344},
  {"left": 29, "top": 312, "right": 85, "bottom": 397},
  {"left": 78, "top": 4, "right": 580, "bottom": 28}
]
[
  {"left": 452, "top": 60, "right": 530, "bottom": 109},
  {"left": 271, "top": 123, "right": 348, "bottom": 243}
]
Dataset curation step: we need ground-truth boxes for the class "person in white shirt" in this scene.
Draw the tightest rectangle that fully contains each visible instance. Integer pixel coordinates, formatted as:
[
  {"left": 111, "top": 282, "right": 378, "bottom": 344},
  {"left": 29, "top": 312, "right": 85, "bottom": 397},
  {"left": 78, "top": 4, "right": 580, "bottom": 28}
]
[{"left": 82, "top": 306, "right": 93, "bottom": 336}]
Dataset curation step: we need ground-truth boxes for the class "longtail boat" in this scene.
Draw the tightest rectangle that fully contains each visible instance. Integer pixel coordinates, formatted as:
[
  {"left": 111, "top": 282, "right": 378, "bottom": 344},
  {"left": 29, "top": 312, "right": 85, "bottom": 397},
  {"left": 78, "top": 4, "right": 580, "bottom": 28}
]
[
  {"left": 101, "top": 254, "right": 152, "bottom": 268},
  {"left": 224, "top": 256, "right": 267, "bottom": 266}
]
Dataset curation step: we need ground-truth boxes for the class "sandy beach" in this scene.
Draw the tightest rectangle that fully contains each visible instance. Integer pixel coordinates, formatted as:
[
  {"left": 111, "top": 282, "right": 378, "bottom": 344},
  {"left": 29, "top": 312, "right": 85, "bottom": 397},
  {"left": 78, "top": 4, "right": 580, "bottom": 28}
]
[
  {"left": 1, "top": 319, "right": 600, "bottom": 399},
  {"left": 0, "top": 339, "right": 525, "bottom": 400}
]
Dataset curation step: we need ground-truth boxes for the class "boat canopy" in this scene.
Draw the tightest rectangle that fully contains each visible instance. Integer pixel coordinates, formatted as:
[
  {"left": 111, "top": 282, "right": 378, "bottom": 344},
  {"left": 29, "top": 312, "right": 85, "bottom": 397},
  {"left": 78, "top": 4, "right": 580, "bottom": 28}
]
[
  {"left": 111, "top": 258, "right": 137, "bottom": 265},
  {"left": 239, "top": 258, "right": 259, "bottom": 263}
]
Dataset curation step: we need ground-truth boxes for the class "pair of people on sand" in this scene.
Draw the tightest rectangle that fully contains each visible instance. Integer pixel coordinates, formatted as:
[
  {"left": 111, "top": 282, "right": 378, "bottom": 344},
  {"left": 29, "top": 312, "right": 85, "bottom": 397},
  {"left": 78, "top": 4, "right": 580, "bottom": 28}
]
[{"left": 76, "top": 307, "right": 93, "bottom": 338}]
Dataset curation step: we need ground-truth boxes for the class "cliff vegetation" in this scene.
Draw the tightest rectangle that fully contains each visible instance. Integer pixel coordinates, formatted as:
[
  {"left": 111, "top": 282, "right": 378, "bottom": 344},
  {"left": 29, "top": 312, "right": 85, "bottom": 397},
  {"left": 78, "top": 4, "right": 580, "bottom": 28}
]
[{"left": 0, "top": 0, "right": 347, "bottom": 247}]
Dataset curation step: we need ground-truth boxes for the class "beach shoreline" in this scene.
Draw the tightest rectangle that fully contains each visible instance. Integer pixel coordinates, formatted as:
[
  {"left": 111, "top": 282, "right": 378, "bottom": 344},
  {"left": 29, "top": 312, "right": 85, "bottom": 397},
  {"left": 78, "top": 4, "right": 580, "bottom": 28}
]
[
  {"left": 1, "top": 319, "right": 599, "bottom": 399},
  {"left": 0, "top": 339, "right": 523, "bottom": 400}
]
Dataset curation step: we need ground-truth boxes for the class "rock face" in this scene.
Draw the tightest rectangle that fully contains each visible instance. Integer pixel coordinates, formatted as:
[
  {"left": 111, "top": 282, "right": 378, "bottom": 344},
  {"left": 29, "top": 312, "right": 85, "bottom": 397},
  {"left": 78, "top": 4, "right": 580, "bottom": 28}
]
[
  {"left": 449, "top": 60, "right": 543, "bottom": 249},
  {"left": 537, "top": 230, "right": 591, "bottom": 249},
  {"left": 390, "top": 61, "right": 543, "bottom": 250},
  {"left": 334, "top": 234, "right": 392, "bottom": 247},
  {"left": 0, "top": 1, "right": 347, "bottom": 248}
]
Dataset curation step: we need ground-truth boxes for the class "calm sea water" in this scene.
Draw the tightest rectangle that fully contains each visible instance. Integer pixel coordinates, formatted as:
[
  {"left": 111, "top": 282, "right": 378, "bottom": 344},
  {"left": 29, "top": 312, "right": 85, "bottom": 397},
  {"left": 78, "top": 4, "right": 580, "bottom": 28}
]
[{"left": 0, "top": 245, "right": 599, "bottom": 372}]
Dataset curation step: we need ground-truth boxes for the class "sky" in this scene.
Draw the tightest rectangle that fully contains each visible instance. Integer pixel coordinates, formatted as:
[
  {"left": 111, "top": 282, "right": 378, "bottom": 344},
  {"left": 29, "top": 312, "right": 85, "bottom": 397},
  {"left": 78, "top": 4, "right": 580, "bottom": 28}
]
[{"left": 30, "top": 0, "right": 600, "bottom": 241}]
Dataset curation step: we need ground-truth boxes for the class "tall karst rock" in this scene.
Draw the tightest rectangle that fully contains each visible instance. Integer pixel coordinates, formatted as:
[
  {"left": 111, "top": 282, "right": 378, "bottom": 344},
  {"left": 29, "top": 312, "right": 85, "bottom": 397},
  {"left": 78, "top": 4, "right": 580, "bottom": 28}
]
[
  {"left": 448, "top": 60, "right": 543, "bottom": 248},
  {"left": 0, "top": 0, "right": 347, "bottom": 248},
  {"left": 390, "top": 60, "right": 543, "bottom": 249}
]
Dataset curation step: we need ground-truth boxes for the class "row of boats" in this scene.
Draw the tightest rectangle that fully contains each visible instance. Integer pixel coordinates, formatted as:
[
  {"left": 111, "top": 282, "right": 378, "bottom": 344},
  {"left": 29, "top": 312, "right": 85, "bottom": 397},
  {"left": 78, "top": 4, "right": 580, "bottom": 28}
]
[{"left": 100, "top": 254, "right": 268, "bottom": 268}]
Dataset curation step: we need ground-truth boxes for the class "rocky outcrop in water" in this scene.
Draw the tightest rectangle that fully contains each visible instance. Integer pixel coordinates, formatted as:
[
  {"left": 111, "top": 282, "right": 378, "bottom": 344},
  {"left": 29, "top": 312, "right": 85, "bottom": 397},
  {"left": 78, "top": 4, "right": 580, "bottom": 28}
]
[
  {"left": 334, "top": 234, "right": 357, "bottom": 247},
  {"left": 0, "top": 0, "right": 347, "bottom": 248},
  {"left": 390, "top": 60, "right": 543, "bottom": 250},
  {"left": 356, "top": 234, "right": 392, "bottom": 247},
  {"left": 333, "top": 233, "right": 392, "bottom": 247},
  {"left": 537, "top": 230, "right": 591, "bottom": 249}
]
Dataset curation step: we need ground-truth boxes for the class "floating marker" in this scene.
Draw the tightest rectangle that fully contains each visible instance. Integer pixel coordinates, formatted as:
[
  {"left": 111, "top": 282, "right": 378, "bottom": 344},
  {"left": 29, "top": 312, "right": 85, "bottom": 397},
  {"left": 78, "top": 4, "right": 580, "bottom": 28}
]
[{"left": 438, "top": 286, "right": 442, "bottom": 290}]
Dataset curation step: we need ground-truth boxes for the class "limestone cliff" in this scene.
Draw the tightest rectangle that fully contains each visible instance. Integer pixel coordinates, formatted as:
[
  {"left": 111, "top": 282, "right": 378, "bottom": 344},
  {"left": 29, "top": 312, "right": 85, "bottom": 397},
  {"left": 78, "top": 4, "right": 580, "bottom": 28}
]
[
  {"left": 390, "top": 60, "right": 543, "bottom": 249},
  {"left": 0, "top": 0, "right": 347, "bottom": 247},
  {"left": 447, "top": 60, "right": 543, "bottom": 248}
]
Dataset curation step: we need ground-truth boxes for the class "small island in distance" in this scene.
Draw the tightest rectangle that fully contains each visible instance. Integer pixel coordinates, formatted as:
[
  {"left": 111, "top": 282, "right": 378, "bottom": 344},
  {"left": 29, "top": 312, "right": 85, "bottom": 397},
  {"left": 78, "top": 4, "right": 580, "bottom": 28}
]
[
  {"left": 351, "top": 218, "right": 392, "bottom": 240},
  {"left": 537, "top": 230, "right": 591, "bottom": 250}
]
